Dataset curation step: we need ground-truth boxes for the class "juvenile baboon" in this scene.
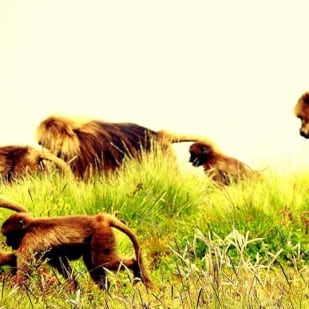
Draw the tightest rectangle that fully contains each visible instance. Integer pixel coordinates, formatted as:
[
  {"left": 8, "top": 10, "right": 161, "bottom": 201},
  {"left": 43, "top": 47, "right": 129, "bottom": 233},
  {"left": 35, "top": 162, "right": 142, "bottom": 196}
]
[
  {"left": 0, "top": 199, "right": 152, "bottom": 290},
  {"left": 189, "top": 141, "right": 255, "bottom": 185},
  {"left": 36, "top": 115, "right": 202, "bottom": 179}
]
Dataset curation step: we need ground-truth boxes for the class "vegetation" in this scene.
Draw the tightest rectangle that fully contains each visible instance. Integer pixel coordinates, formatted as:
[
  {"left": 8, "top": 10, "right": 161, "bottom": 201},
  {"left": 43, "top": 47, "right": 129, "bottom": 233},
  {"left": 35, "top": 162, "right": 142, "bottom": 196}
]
[{"left": 0, "top": 149, "right": 308, "bottom": 308}]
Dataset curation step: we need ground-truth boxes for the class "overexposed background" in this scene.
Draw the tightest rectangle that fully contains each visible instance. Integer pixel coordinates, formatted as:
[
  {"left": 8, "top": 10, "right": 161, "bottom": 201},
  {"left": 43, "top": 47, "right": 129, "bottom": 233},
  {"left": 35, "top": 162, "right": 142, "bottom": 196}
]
[{"left": 1, "top": 1, "right": 309, "bottom": 173}]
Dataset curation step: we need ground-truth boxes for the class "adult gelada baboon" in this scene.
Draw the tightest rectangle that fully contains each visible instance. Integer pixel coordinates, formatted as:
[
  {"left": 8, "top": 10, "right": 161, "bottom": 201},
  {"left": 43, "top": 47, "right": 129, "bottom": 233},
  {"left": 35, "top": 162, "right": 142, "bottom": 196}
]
[
  {"left": 0, "top": 145, "right": 70, "bottom": 182},
  {"left": 36, "top": 115, "right": 203, "bottom": 179},
  {"left": 189, "top": 141, "right": 256, "bottom": 185},
  {"left": 294, "top": 92, "right": 309, "bottom": 138},
  {"left": 0, "top": 197, "right": 153, "bottom": 290}
]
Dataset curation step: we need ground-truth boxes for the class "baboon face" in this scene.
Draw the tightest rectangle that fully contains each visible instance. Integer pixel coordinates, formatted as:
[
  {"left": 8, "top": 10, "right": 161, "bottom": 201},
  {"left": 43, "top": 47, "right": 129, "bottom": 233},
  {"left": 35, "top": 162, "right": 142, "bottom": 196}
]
[
  {"left": 1, "top": 214, "right": 28, "bottom": 250},
  {"left": 37, "top": 123, "right": 66, "bottom": 157},
  {"left": 21, "top": 150, "right": 46, "bottom": 173},
  {"left": 295, "top": 93, "right": 309, "bottom": 138},
  {"left": 36, "top": 116, "right": 79, "bottom": 160},
  {"left": 189, "top": 142, "right": 213, "bottom": 166}
]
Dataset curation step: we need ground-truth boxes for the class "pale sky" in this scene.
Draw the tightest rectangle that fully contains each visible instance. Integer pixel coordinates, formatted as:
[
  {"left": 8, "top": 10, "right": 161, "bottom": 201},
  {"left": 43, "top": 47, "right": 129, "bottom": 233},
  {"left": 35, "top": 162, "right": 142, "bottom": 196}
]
[{"left": 1, "top": 1, "right": 309, "bottom": 173}]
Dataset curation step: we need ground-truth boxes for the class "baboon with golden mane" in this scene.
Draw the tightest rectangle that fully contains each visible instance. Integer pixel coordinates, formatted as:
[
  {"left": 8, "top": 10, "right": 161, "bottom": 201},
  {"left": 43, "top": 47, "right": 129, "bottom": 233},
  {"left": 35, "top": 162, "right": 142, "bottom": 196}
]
[
  {"left": 36, "top": 115, "right": 202, "bottom": 179},
  {"left": 189, "top": 141, "right": 256, "bottom": 185},
  {"left": 0, "top": 145, "right": 70, "bottom": 182},
  {"left": 294, "top": 92, "right": 309, "bottom": 138}
]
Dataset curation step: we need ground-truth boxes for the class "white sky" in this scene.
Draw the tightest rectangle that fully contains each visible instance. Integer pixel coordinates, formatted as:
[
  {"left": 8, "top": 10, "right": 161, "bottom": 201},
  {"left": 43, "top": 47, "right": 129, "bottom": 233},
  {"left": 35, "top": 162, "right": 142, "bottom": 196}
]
[{"left": 1, "top": 1, "right": 309, "bottom": 173}]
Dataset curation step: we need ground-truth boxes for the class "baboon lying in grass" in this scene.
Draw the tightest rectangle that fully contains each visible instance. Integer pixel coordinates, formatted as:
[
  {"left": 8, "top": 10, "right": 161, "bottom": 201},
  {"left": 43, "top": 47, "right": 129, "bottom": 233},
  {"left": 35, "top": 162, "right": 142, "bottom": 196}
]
[{"left": 0, "top": 145, "right": 70, "bottom": 182}]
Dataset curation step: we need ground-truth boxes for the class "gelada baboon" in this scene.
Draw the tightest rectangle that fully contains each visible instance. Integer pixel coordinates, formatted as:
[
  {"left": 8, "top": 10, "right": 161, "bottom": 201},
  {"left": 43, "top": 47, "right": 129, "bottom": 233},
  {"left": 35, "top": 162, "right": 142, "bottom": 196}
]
[
  {"left": 0, "top": 145, "right": 70, "bottom": 182},
  {"left": 294, "top": 92, "right": 309, "bottom": 138},
  {"left": 36, "top": 115, "right": 202, "bottom": 179},
  {"left": 0, "top": 198, "right": 152, "bottom": 290},
  {"left": 189, "top": 141, "right": 255, "bottom": 185}
]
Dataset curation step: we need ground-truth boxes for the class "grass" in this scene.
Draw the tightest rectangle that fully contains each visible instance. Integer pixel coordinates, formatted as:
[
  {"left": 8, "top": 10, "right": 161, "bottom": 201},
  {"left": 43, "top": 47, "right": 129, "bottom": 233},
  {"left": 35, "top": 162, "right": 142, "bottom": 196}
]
[{"left": 0, "top": 148, "right": 308, "bottom": 308}]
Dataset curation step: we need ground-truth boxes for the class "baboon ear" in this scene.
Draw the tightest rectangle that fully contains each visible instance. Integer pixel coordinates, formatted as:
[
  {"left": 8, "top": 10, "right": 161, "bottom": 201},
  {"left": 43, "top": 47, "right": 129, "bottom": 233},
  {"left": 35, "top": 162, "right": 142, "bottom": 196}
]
[{"left": 18, "top": 219, "right": 26, "bottom": 229}]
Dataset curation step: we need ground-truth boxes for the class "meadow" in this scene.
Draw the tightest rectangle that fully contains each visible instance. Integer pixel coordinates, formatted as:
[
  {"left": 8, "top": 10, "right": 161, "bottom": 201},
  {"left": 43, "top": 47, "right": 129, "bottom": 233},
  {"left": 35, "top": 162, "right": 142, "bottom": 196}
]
[{"left": 0, "top": 148, "right": 308, "bottom": 308}]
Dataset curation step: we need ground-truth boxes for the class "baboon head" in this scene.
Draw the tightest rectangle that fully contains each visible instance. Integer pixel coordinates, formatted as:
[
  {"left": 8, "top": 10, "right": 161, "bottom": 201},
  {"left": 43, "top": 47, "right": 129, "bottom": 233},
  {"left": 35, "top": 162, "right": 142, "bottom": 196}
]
[
  {"left": 189, "top": 142, "right": 214, "bottom": 167},
  {"left": 295, "top": 92, "right": 309, "bottom": 138},
  {"left": 1, "top": 213, "right": 31, "bottom": 250},
  {"left": 36, "top": 116, "right": 80, "bottom": 160}
]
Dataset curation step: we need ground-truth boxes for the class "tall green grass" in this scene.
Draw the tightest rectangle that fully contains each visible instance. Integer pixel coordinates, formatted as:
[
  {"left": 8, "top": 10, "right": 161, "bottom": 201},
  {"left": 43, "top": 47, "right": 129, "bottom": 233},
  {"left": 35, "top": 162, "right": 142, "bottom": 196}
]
[{"left": 0, "top": 148, "right": 308, "bottom": 308}]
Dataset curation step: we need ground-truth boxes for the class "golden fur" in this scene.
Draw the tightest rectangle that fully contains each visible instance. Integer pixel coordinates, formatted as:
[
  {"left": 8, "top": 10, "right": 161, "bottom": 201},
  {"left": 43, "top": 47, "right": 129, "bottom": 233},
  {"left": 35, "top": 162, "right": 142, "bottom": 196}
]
[
  {"left": 189, "top": 141, "right": 256, "bottom": 185},
  {"left": 0, "top": 145, "right": 70, "bottom": 182},
  {"left": 36, "top": 115, "right": 202, "bottom": 179},
  {"left": 294, "top": 92, "right": 309, "bottom": 138}
]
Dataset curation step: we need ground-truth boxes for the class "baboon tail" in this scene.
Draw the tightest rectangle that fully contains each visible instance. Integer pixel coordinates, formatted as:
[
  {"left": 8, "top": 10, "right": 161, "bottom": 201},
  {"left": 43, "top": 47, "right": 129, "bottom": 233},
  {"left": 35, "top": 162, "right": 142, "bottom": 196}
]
[
  {"left": 0, "top": 197, "right": 28, "bottom": 213},
  {"left": 108, "top": 215, "right": 153, "bottom": 288},
  {"left": 156, "top": 130, "right": 205, "bottom": 144}
]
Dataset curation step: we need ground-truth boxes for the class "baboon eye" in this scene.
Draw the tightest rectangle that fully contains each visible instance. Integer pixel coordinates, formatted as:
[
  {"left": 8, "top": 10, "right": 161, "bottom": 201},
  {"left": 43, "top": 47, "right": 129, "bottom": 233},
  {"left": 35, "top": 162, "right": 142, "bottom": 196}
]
[
  {"left": 201, "top": 146, "right": 208, "bottom": 153},
  {"left": 18, "top": 219, "right": 25, "bottom": 229}
]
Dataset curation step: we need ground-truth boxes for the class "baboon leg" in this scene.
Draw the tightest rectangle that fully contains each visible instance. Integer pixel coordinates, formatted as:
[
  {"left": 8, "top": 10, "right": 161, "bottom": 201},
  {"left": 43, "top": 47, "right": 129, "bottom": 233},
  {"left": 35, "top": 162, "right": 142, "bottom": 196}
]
[
  {"left": 83, "top": 252, "right": 108, "bottom": 289},
  {"left": 0, "top": 252, "right": 17, "bottom": 275},
  {"left": 89, "top": 225, "right": 144, "bottom": 287},
  {"left": 94, "top": 254, "right": 141, "bottom": 284},
  {"left": 104, "top": 257, "right": 141, "bottom": 279},
  {"left": 48, "top": 257, "right": 79, "bottom": 290}
]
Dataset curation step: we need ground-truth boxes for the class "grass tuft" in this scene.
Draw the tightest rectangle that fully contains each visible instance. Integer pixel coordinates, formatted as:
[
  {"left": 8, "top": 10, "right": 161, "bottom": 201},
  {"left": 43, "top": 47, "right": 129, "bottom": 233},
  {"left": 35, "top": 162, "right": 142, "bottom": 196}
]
[{"left": 0, "top": 148, "right": 308, "bottom": 307}]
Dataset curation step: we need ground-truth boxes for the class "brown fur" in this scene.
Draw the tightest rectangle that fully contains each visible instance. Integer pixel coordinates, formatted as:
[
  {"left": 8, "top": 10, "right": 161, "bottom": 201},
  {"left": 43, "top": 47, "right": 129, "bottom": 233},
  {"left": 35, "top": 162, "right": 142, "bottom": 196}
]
[
  {"left": 0, "top": 198, "right": 58, "bottom": 287},
  {"left": 0, "top": 198, "right": 25, "bottom": 275},
  {"left": 36, "top": 115, "right": 202, "bottom": 179},
  {"left": 189, "top": 141, "right": 255, "bottom": 185},
  {"left": 0, "top": 250, "right": 58, "bottom": 292},
  {"left": 0, "top": 251, "right": 16, "bottom": 273},
  {"left": 1, "top": 211, "right": 153, "bottom": 290},
  {"left": 294, "top": 92, "right": 309, "bottom": 138},
  {"left": 0, "top": 197, "right": 28, "bottom": 212},
  {"left": 0, "top": 145, "right": 70, "bottom": 182}
]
